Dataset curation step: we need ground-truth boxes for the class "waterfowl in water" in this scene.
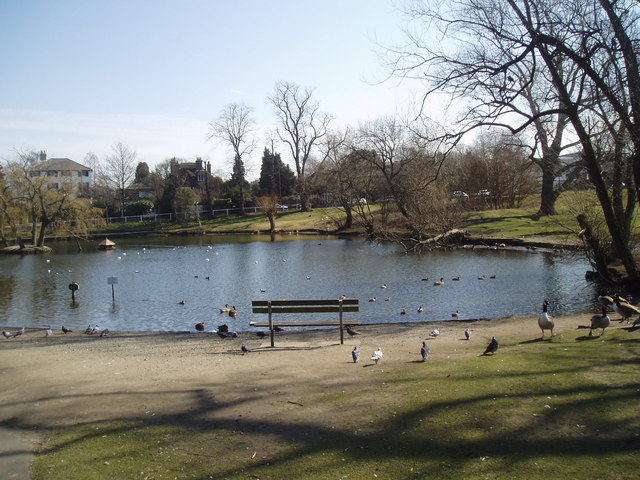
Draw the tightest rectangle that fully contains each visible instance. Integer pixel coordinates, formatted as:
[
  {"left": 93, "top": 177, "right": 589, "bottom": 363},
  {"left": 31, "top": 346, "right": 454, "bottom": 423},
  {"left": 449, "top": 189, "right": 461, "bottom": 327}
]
[
  {"left": 219, "top": 304, "right": 230, "bottom": 314},
  {"left": 451, "top": 310, "right": 460, "bottom": 319},
  {"left": 434, "top": 278, "right": 445, "bottom": 286},
  {"left": 195, "top": 322, "right": 205, "bottom": 332},
  {"left": 228, "top": 306, "right": 238, "bottom": 318}
]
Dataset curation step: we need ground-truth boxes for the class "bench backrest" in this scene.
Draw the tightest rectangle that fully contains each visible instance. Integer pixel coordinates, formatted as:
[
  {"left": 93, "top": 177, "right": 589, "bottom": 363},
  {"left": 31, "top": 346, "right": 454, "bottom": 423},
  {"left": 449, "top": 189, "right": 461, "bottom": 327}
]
[{"left": 252, "top": 298, "right": 359, "bottom": 314}]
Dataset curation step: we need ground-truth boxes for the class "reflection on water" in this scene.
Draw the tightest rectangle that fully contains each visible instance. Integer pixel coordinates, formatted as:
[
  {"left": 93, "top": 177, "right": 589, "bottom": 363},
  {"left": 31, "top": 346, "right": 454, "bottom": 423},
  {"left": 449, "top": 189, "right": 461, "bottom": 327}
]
[{"left": 0, "top": 234, "right": 598, "bottom": 332}]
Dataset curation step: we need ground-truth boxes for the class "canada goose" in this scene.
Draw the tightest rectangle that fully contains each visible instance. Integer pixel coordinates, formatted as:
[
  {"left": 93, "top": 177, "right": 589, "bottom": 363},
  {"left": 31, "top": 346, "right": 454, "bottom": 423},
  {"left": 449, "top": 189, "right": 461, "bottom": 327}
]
[
  {"left": 219, "top": 304, "right": 230, "bottom": 314},
  {"left": 538, "top": 300, "right": 554, "bottom": 338},
  {"left": 421, "top": 341, "right": 430, "bottom": 362},
  {"left": 229, "top": 306, "right": 239, "bottom": 318},
  {"left": 597, "top": 291, "right": 615, "bottom": 309},
  {"left": 417, "top": 306, "right": 424, "bottom": 313},
  {"left": 195, "top": 322, "right": 205, "bottom": 331},
  {"left": 380, "top": 284, "right": 388, "bottom": 289},
  {"left": 489, "top": 274, "right": 497, "bottom": 279},
  {"left": 179, "top": 300, "right": 185, "bottom": 305},
  {"left": 400, "top": 309, "right": 407, "bottom": 315},
  {"left": 369, "top": 297, "right": 377, "bottom": 302},
  {"left": 452, "top": 276, "right": 460, "bottom": 281},
  {"left": 451, "top": 310, "right": 460, "bottom": 319},
  {"left": 434, "top": 277, "right": 445, "bottom": 286},
  {"left": 483, "top": 337, "right": 499, "bottom": 355},
  {"left": 613, "top": 295, "right": 640, "bottom": 322},
  {"left": 478, "top": 275, "right": 485, "bottom": 280},
  {"left": 352, "top": 346, "right": 360, "bottom": 363},
  {"left": 589, "top": 306, "right": 610, "bottom": 336}
]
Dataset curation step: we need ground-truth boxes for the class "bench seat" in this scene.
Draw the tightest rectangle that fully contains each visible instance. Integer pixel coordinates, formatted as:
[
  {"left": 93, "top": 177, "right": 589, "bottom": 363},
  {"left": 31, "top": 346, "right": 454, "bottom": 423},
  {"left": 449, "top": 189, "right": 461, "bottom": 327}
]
[{"left": 250, "top": 320, "right": 360, "bottom": 328}]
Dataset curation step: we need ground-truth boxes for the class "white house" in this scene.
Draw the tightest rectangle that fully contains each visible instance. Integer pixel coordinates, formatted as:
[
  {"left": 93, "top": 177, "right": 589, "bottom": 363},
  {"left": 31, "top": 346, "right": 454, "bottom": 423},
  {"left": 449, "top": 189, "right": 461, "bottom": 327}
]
[{"left": 30, "top": 151, "right": 93, "bottom": 198}]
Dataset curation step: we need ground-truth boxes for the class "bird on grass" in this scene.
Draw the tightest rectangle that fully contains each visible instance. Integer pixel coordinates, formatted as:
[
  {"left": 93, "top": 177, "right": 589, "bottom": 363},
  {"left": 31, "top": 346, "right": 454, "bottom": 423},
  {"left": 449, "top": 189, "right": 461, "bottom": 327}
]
[
  {"left": 632, "top": 316, "right": 640, "bottom": 327},
  {"left": 14, "top": 326, "right": 25, "bottom": 337},
  {"left": 597, "top": 290, "right": 616, "bottom": 309},
  {"left": 589, "top": 306, "right": 610, "bottom": 337},
  {"left": 613, "top": 295, "right": 640, "bottom": 322},
  {"left": 345, "top": 326, "right": 360, "bottom": 337},
  {"left": 100, "top": 329, "right": 110, "bottom": 337},
  {"left": 483, "top": 337, "right": 499, "bottom": 355},
  {"left": 352, "top": 346, "right": 360, "bottom": 363},
  {"left": 195, "top": 322, "right": 205, "bottom": 332},
  {"left": 61, "top": 326, "right": 72, "bottom": 334},
  {"left": 465, "top": 328, "right": 472, "bottom": 340},
  {"left": 421, "top": 341, "right": 430, "bottom": 362},
  {"left": 241, "top": 344, "right": 250, "bottom": 354},
  {"left": 429, "top": 328, "right": 440, "bottom": 337},
  {"left": 538, "top": 300, "right": 555, "bottom": 338},
  {"left": 2, "top": 330, "right": 13, "bottom": 339},
  {"left": 371, "top": 347, "right": 383, "bottom": 364}
]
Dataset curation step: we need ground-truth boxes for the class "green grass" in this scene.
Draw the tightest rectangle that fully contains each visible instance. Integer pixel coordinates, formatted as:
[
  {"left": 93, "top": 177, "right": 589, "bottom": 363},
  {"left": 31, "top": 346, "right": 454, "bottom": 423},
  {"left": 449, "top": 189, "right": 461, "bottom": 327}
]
[{"left": 31, "top": 328, "right": 640, "bottom": 480}]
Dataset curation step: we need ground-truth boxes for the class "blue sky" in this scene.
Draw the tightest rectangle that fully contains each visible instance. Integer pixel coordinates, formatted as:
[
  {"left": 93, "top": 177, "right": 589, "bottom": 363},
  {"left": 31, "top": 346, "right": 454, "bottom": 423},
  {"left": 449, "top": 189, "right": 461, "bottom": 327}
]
[{"left": 0, "top": 0, "right": 422, "bottom": 178}]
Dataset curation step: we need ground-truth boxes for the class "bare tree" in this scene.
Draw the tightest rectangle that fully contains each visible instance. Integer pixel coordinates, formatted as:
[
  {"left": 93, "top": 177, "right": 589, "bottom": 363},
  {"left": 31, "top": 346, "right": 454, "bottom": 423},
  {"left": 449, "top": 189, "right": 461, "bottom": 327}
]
[
  {"left": 208, "top": 103, "right": 255, "bottom": 216},
  {"left": 103, "top": 142, "right": 137, "bottom": 214},
  {"left": 269, "top": 81, "right": 332, "bottom": 211}
]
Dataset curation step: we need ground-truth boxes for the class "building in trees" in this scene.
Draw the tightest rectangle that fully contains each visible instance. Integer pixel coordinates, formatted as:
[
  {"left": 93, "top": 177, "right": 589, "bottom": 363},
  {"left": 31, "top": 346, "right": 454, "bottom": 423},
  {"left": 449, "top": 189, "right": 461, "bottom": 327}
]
[{"left": 29, "top": 151, "right": 93, "bottom": 199}]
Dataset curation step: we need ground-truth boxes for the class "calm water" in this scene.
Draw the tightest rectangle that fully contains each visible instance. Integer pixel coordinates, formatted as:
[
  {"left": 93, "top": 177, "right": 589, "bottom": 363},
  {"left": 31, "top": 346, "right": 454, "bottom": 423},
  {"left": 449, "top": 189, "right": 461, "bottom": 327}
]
[{"left": 0, "top": 234, "right": 598, "bottom": 332}]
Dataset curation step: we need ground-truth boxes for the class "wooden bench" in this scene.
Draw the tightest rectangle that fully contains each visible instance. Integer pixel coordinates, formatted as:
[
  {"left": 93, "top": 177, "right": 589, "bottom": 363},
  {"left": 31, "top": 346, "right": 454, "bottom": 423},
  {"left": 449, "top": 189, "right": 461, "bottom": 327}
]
[{"left": 250, "top": 298, "right": 360, "bottom": 347}]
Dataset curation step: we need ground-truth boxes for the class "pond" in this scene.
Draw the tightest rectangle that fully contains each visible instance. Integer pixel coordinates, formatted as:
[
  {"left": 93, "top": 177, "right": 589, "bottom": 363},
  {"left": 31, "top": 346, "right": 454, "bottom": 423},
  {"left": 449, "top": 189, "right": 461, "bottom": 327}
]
[{"left": 0, "top": 234, "right": 599, "bottom": 333}]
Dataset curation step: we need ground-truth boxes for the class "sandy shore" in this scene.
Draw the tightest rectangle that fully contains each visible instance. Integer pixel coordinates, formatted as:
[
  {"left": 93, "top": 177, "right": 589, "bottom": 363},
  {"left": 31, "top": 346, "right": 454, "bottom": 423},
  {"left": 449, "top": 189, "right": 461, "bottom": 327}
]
[{"left": 0, "top": 314, "right": 594, "bottom": 478}]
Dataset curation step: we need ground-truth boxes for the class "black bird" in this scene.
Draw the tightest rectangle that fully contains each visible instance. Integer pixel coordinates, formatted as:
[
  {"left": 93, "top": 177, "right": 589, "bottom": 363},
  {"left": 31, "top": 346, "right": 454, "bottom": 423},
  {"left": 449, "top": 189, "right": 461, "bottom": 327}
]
[
  {"left": 483, "top": 337, "right": 499, "bottom": 355},
  {"left": 62, "top": 325, "right": 72, "bottom": 334},
  {"left": 195, "top": 322, "right": 205, "bottom": 332},
  {"left": 256, "top": 331, "right": 267, "bottom": 338},
  {"left": 241, "top": 344, "right": 250, "bottom": 354},
  {"left": 217, "top": 324, "right": 229, "bottom": 333},
  {"left": 352, "top": 346, "right": 360, "bottom": 363},
  {"left": 216, "top": 330, "right": 229, "bottom": 339},
  {"left": 345, "top": 326, "right": 360, "bottom": 337},
  {"left": 421, "top": 341, "right": 430, "bottom": 362}
]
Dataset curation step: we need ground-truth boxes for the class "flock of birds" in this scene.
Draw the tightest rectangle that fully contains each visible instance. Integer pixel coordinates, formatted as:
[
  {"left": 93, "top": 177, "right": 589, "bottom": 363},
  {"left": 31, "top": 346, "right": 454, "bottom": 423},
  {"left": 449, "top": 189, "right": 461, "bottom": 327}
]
[{"left": 2, "top": 324, "right": 110, "bottom": 339}]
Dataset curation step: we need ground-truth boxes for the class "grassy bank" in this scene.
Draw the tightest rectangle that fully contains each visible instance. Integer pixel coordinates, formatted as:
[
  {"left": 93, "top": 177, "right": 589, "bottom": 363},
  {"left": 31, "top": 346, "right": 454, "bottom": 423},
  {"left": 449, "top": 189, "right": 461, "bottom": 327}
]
[{"left": 31, "top": 326, "right": 639, "bottom": 480}]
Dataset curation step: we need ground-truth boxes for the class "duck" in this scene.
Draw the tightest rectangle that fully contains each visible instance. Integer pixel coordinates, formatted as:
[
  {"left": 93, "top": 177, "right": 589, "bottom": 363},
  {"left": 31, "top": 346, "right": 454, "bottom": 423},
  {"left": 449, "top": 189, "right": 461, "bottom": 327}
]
[
  {"left": 589, "top": 306, "right": 610, "bottom": 336},
  {"left": 219, "top": 304, "right": 230, "bottom": 314},
  {"left": 434, "top": 277, "right": 445, "bottom": 286},
  {"left": 380, "top": 284, "right": 388, "bottom": 289},
  {"left": 452, "top": 276, "right": 460, "bottom": 281},
  {"left": 478, "top": 275, "right": 485, "bottom": 280},
  {"left": 613, "top": 295, "right": 640, "bottom": 322},
  {"left": 195, "top": 322, "right": 205, "bottom": 332},
  {"left": 417, "top": 306, "right": 424, "bottom": 313},
  {"left": 369, "top": 297, "right": 377, "bottom": 302},
  {"left": 489, "top": 274, "right": 497, "bottom": 279},
  {"left": 538, "top": 300, "right": 554, "bottom": 338},
  {"left": 400, "top": 308, "right": 407, "bottom": 315}
]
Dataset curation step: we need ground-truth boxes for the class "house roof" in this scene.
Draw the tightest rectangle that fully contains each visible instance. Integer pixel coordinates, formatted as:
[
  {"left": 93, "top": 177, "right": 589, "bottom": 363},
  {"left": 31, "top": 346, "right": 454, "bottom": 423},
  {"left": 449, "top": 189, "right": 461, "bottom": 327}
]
[{"left": 33, "top": 158, "right": 92, "bottom": 171}]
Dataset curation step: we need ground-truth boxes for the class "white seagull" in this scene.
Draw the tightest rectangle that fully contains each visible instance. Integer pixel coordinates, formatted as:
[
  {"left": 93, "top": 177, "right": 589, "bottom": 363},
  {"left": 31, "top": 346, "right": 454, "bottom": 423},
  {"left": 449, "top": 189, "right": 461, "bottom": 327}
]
[{"left": 371, "top": 347, "right": 383, "bottom": 364}]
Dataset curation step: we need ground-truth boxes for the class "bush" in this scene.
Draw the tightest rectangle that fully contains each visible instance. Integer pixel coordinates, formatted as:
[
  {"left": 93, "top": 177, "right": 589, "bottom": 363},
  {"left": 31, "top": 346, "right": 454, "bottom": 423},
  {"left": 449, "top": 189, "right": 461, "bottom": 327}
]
[{"left": 125, "top": 200, "right": 154, "bottom": 216}]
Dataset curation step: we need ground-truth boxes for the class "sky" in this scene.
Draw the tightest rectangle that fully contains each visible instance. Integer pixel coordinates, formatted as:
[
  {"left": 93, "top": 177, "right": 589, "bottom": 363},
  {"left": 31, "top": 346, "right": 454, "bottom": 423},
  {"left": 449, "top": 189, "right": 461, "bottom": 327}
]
[{"left": 0, "top": 0, "right": 425, "bottom": 179}]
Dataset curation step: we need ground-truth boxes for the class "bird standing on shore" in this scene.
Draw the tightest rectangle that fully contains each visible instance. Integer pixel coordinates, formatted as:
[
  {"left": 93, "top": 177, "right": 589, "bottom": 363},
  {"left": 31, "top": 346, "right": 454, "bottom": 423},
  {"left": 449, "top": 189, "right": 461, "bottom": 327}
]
[
  {"left": 430, "top": 328, "right": 440, "bottom": 337},
  {"left": 483, "top": 337, "right": 499, "bottom": 355},
  {"left": 61, "top": 326, "right": 72, "bottom": 334},
  {"left": 589, "top": 306, "right": 611, "bottom": 337},
  {"left": 538, "top": 300, "right": 555, "bottom": 338},
  {"left": 345, "top": 326, "right": 360, "bottom": 337},
  {"left": 371, "top": 347, "right": 383, "bottom": 364},
  {"left": 421, "top": 341, "right": 430, "bottom": 362},
  {"left": 464, "top": 328, "right": 472, "bottom": 340},
  {"left": 45, "top": 327, "right": 53, "bottom": 337},
  {"left": 14, "top": 326, "right": 25, "bottom": 337},
  {"left": 352, "top": 346, "right": 360, "bottom": 363},
  {"left": 241, "top": 344, "right": 250, "bottom": 354},
  {"left": 2, "top": 330, "right": 13, "bottom": 339},
  {"left": 613, "top": 295, "right": 640, "bottom": 322}
]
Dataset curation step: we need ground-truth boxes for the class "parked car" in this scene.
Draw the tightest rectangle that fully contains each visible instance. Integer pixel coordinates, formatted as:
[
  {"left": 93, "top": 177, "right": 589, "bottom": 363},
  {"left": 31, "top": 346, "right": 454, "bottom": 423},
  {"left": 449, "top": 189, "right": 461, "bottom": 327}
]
[
  {"left": 452, "top": 191, "right": 469, "bottom": 198},
  {"left": 276, "top": 204, "right": 288, "bottom": 210}
]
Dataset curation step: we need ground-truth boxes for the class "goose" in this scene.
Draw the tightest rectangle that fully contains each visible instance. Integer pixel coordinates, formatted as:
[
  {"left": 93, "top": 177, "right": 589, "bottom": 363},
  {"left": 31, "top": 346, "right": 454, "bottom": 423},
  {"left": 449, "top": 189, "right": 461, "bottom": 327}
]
[
  {"left": 452, "top": 276, "right": 460, "bottom": 281},
  {"left": 179, "top": 300, "right": 185, "bottom": 305},
  {"left": 597, "top": 291, "right": 615, "bottom": 309},
  {"left": 589, "top": 306, "right": 610, "bottom": 336},
  {"left": 489, "top": 274, "right": 497, "bottom": 279},
  {"left": 352, "top": 346, "right": 360, "bottom": 363},
  {"left": 380, "top": 284, "right": 388, "bottom": 289},
  {"left": 434, "top": 278, "right": 445, "bottom": 286},
  {"left": 195, "top": 322, "right": 205, "bottom": 332},
  {"left": 538, "top": 300, "right": 554, "bottom": 338},
  {"left": 420, "top": 341, "right": 430, "bottom": 362},
  {"left": 417, "top": 306, "right": 424, "bottom": 313},
  {"left": 219, "top": 304, "right": 230, "bottom": 314},
  {"left": 451, "top": 310, "right": 460, "bottom": 319},
  {"left": 228, "top": 306, "right": 238, "bottom": 318},
  {"left": 613, "top": 295, "right": 640, "bottom": 322},
  {"left": 371, "top": 347, "right": 383, "bottom": 364},
  {"left": 400, "top": 309, "right": 407, "bottom": 315},
  {"left": 483, "top": 337, "right": 499, "bottom": 355},
  {"left": 478, "top": 275, "right": 486, "bottom": 280},
  {"left": 464, "top": 328, "right": 472, "bottom": 340},
  {"left": 369, "top": 297, "right": 377, "bottom": 302}
]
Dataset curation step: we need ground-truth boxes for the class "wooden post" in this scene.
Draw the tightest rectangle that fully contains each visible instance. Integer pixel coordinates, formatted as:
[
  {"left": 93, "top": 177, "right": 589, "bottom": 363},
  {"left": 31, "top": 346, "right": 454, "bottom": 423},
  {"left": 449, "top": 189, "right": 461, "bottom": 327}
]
[
  {"left": 268, "top": 301, "right": 274, "bottom": 347},
  {"left": 339, "top": 298, "right": 344, "bottom": 344}
]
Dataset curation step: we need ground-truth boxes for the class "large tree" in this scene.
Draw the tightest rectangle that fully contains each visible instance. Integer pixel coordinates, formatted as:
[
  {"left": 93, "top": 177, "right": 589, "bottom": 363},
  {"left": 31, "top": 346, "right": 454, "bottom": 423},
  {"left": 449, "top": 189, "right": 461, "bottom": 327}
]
[
  {"left": 258, "top": 147, "right": 296, "bottom": 197},
  {"left": 208, "top": 103, "right": 255, "bottom": 216},
  {"left": 103, "top": 142, "right": 137, "bottom": 214},
  {"left": 269, "top": 81, "right": 332, "bottom": 211}
]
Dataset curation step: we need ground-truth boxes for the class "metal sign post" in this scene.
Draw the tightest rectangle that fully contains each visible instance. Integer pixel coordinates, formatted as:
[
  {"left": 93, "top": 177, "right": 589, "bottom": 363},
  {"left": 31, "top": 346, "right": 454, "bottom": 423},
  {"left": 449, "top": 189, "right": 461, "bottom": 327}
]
[{"left": 107, "top": 277, "right": 118, "bottom": 302}]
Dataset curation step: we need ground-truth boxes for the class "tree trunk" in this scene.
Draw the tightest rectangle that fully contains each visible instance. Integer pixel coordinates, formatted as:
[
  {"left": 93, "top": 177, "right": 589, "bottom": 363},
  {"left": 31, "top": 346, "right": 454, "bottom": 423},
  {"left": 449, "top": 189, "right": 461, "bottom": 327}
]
[
  {"left": 268, "top": 213, "right": 276, "bottom": 232},
  {"left": 537, "top": 166, "right": 558, "bottom": 216}
]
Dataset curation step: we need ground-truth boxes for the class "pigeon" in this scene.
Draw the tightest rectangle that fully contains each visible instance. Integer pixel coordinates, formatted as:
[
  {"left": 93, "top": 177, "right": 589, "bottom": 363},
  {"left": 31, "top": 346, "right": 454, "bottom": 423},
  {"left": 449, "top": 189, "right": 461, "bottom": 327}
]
[
  {"left": 371, "top": 347, "right": 383, "bottom": 364},
  {"left": 421, "top": 341, "right": 430, "bottom": 362},
  {"left": 464, "top": 328, "right": 472, "bottom": 340},
  {"left": 589, "top": 306, "right": 611, "bottom": 336},
  {"left": 241, "top": 344, "right": 250, "bottom": 354},
  {"left": 430, "top": 328, "right": 440, "bottom": 337},
  {"left": 352, "top": 346, "right": 360, "bottom": 363},
  {"left": 2, "top": 330, "right": 13, "bottom": 339},
  {"left": 14, "top": 326, "right": 25, "bottom": 337},
  {"left": 195, "top": 322, "right": 205, "bottom": 332},
  {"left": 538, "top": 300, "right": 555, "bottom": 337},
  {"left": 345, "top": 326, "right": 360, "bottom": 337},
  {"left": 483, "top": 337, "right": 499, "bottom": 355},
  {"left": 62, "top": 325, "right": 72, "bottom": 334},
  {"left": 228, "top": 331, "right": 239, "bottom": 338},
  {"left": 100, "top": 329, "right": 110, "bottom": 337},
  {"left": 45, "top": 327, "right": 53, "bottom": 337},
  {"left": 85, "top": 325, "right": 99, "bottom": 335}
]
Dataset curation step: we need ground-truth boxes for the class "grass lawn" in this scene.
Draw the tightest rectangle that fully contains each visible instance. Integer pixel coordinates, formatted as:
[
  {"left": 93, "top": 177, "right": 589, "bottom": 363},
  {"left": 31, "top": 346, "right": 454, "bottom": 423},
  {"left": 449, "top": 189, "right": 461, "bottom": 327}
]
[{"left": 31, "top": 327, "right": 639, "bottom": 480}]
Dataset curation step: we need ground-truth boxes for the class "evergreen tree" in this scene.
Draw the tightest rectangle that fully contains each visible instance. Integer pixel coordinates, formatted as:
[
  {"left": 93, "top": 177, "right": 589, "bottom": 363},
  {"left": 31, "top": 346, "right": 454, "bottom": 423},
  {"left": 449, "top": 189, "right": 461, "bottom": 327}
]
[{"left": 258, "top": 148, "right": 296, "bottom": 197}]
